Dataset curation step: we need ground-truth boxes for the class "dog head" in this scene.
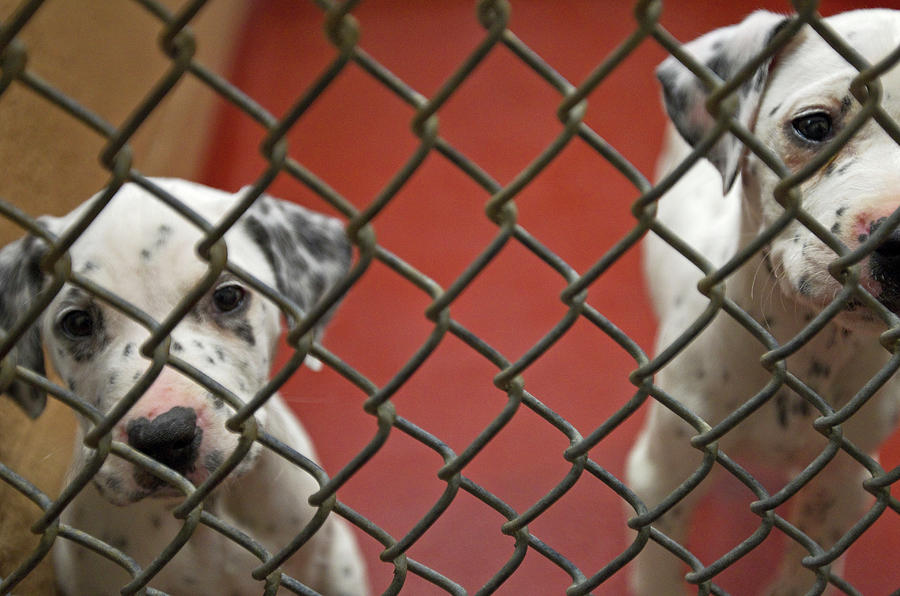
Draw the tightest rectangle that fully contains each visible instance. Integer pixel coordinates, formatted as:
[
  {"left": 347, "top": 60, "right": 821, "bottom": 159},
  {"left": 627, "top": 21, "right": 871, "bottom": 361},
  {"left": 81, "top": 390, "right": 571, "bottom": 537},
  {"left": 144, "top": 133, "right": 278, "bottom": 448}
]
[
  {"left": 0, "top": 178, "right": 351, "bottom": 504},
  {"left": 658, "top": 9, "right": 900, "bottom": 326}
]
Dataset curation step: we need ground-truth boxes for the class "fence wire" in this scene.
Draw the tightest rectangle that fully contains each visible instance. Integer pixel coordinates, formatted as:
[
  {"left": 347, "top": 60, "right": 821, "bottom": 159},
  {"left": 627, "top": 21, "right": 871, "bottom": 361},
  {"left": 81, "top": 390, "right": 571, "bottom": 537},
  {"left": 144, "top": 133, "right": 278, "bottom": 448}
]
[{"left": 0, "top": 0, "right": 898, "bottom": 594}]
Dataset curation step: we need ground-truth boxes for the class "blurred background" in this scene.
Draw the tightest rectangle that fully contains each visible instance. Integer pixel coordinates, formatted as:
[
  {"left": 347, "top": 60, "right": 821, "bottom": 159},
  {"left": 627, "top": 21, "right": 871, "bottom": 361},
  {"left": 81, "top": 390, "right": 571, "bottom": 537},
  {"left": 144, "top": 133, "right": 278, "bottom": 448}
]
[
  {"left": 199, "top": 1, "right": 899, "bottom": 594},
  {"left": 1, "top": 0, "right": 897, "bottom": 594},
  {"left": 190, "top": 0, "right": 900, "bottom": 594}
]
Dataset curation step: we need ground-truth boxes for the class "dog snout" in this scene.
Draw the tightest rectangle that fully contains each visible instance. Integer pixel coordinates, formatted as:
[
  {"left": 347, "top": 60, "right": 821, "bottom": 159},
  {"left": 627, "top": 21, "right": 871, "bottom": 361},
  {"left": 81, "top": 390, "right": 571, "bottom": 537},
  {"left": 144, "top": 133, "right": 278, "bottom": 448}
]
[
  {"left": 867, "top": 222, "right": 900, "bottom": 310},
  {"left": 873, "top": 227, "right": 900, "bottom": 261},
  {"left": 126, "top": 406, "right": 202, "bottom": 474}
]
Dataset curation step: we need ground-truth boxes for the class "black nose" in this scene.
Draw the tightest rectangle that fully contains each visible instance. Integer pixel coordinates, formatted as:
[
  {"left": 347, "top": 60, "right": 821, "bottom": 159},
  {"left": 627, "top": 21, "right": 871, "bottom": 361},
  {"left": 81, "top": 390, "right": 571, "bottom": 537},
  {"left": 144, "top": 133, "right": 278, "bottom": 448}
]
[
  {"left": 871, "top": 228, "right": 900, "bottom": 311},
  {"left": 874, "top": 230, "right": 900, "bottom": 262},
  {"left": 126, "top": 406, "right": 202, "bottom": 474}
]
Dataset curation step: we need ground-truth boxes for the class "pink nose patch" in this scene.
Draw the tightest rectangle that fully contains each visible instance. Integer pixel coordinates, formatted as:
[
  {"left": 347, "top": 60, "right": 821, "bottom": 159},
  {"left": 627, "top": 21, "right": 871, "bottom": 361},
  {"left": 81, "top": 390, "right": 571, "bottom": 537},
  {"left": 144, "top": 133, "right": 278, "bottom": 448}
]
[{"left": 125, "top": 369, "right": 207, "bottom": 423}]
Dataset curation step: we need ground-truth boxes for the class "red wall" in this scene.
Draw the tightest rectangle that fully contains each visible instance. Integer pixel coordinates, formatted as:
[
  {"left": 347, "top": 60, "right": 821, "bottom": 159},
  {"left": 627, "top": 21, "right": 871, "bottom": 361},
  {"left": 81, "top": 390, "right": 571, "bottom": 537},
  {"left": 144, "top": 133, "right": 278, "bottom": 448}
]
[{"left": 201, "top": 1, "right": 899, "bottom": 593}]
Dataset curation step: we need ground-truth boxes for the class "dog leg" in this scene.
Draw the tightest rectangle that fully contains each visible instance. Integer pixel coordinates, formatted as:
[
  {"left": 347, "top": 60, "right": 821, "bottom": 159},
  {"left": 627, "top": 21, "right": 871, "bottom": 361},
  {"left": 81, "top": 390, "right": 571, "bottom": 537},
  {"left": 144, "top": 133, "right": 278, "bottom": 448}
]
[
  {"left": 626, "top": 410, "right": 717, "bottom": 596},
  {"left": 764, "top": 456, "right": 869, "bottom": 596}
]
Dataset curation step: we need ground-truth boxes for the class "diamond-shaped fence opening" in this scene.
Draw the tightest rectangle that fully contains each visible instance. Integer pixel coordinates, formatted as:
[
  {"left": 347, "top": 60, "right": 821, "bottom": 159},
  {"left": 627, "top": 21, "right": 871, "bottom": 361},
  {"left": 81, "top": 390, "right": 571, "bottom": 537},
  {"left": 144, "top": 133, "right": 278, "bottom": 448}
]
[{"left": 0, "top": 0, "right": 898, "bottom": 595}]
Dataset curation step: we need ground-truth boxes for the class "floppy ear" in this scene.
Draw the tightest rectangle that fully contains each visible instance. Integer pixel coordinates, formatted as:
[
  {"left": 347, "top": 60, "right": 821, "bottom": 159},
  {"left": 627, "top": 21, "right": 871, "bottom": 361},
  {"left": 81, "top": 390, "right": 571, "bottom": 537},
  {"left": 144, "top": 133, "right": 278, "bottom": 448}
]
[
  {"left": 657, "top": 10, "right": 790, "bottom": 192},
  {"left": 239, "top": 195, "right": 352, "bottom": 334},
  {"left": 0, "top": 233, "right": 49, "bottom": 418}
]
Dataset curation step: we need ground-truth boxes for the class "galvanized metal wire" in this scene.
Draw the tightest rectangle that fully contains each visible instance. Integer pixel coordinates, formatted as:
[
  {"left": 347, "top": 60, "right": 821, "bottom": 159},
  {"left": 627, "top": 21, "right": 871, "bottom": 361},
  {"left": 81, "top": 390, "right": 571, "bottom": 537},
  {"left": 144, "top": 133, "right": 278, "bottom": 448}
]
[{"left": 0, "top": 0, "right": 897, "bottom": 594}]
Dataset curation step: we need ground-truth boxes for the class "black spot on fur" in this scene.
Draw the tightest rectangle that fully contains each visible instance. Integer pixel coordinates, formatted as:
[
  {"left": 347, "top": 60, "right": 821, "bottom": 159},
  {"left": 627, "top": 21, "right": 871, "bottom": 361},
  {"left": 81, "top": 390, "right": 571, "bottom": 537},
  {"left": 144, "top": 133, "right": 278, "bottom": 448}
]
[
  {"left": 123, "top": 343, "right": 135, "bottom": 357},
  {"left": 870, "top": 217, "right": 888, "bottom": 236},
  {"left": 775, "top": 393, "right": 789, "bottom": 428},
  {"left": 705, "top": 54, "right": 729, "bottom": 81},
  {"left": 233, "top": 320, "right": 256, "bottom": 346},
  {"left": 800, "top": 491, "right": 835, "bottom": 522},
  {"left": 792, "top": 396, "right": 811, "bottom": 418},
  {"left": 840, "top": 95, "right": 853, "bottom": 114},
  {"left": 204, "top": 451, "right": 224, "bottom": 472},
  {"left": 104, "top": 475, "right": 122, "bottom": 492},
  {"left": 291, "top": 212, "right": 342, "bottom": 263},
  {"left": 751, "top": 68, "right": 766, "bottom": 92},
  {"left": 241, "top": 216, "right": 291, "bottom": 302},
  {"left": 809, "top": 360, "right": 831, "bottom": 378},
  {"left": 825, "top": 327, "right": 838, "bottom": 350}
]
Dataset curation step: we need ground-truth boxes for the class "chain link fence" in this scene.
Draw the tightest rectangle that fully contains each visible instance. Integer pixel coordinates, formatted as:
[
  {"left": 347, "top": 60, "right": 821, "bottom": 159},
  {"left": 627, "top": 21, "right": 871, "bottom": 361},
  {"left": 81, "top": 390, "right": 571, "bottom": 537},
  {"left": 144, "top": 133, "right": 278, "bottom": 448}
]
[{"left": 0, "top": 0, "right": 898, "bottom": 594}]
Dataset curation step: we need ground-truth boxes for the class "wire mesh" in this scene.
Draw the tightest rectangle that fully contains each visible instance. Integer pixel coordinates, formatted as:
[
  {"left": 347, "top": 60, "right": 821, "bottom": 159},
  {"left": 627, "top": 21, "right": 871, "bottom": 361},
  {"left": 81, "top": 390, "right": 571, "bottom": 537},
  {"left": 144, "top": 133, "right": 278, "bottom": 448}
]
[{"left": 0, "top": 0, "right": 898, "bottom": 594}]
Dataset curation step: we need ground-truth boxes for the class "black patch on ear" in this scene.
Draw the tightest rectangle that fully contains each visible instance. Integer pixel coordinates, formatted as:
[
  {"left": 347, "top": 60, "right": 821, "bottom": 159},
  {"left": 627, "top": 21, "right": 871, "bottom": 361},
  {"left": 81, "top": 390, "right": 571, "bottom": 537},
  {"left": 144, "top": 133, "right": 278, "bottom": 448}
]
[
  {"left": 705, "top": 54, "right": 730, "bottom": 81},
  {"left": 657, "top": 12, "right": 791, "bottom": 194},
  {"left": 0, "top": 234, "right": 49, "bottom": 418},
  {"left": 240, "top": 197, "right": 352, "bottom": 332}
]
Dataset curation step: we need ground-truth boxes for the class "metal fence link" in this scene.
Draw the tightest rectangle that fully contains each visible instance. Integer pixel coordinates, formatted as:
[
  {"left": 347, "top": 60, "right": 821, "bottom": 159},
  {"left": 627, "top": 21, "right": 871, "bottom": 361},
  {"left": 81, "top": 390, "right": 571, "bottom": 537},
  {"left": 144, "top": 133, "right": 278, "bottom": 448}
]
[{"left": 0, "top": 0, "right": 897, "bottom": 594}]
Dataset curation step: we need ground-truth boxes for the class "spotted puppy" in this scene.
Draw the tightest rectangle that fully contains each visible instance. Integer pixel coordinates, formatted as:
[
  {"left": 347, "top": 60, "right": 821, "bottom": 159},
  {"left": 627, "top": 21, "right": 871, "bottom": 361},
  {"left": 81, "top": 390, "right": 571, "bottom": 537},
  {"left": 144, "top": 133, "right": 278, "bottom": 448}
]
[
  {"left": 628, "top": 10, "right": 900, "bottom": 595},
  {"left": 0, "top": 178, "right": 368, "bottom": 595}
]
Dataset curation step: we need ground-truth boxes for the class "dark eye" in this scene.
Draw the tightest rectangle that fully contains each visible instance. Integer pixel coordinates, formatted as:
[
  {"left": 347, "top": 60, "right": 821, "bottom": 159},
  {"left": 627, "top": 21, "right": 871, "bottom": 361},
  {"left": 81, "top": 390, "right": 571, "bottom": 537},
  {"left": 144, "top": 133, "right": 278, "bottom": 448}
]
[
  {"left": 792, "top": 112, "right": 833, "bottom": 143},
  {"left": 212, "top": 284, "right": 246, "bottom": 313},
  {"left": 60, "top": 310, "right": 95, "bottom": 339}
]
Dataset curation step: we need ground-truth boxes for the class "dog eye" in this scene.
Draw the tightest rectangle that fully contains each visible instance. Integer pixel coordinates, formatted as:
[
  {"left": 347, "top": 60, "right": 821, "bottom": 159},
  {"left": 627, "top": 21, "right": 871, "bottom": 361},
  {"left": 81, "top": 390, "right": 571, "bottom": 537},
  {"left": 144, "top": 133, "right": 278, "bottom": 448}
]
[
  {"left": 212, "top": 284, "right": 246, "bottom": 313},
  {"left": 792, "top": 112, "right": 833, "bottom": 143},
  {"left": 59, "top": 310, "right": 95, "bottom": 339}
]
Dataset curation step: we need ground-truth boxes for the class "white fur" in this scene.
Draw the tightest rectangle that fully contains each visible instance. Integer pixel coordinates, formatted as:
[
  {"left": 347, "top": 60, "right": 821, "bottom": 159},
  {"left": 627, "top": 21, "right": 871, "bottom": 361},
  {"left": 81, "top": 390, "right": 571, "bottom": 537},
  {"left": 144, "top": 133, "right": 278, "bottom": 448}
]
[
  {"left": 0, "top": 179, "right": 370, "bottom": 595},
  {"left": 629, "top": 10, "right": 900, "bottom": 595}
]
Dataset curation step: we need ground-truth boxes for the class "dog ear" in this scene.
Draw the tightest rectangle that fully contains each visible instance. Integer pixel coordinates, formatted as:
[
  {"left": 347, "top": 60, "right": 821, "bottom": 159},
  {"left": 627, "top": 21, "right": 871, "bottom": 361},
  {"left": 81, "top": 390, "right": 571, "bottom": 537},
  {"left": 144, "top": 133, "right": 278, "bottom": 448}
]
[
  {"left": 657, "top": 10, "right": 790, "bottom": 193},
  {"left": 0, "top": 233, "right": 49, "bottom": 418},
  {"left": 240, "top": 195, "right": 352, "bottom": 334}
]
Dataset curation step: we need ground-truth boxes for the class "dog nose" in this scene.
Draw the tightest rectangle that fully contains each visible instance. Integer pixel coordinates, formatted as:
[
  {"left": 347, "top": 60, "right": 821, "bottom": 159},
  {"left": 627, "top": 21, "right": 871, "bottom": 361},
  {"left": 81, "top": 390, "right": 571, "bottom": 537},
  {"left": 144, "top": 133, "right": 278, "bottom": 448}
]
[
  {"left": 870, "top": 226, "right": 900, "bottom": 311},
  {"left": 126, "top": 406, "right": 202, "bottom": 474},
  {"left": 874, "top": 228, "right": 900, "bottom": 262}
]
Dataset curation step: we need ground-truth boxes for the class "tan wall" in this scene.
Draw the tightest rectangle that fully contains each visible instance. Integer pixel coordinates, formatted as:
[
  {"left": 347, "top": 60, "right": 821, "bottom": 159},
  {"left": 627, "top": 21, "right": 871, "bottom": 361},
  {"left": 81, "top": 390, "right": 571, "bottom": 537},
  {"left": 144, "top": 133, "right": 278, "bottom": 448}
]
[{"left": 0, "top": 1, "right": 247, "bottom": 593}]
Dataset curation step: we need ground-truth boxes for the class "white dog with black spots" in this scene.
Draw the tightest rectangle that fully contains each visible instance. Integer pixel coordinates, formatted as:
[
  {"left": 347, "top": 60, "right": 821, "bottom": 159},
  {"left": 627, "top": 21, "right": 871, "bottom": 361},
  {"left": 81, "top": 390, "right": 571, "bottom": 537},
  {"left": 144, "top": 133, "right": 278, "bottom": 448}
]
[
  {"left": 629, "top": 9, "right": 900, "bottom": 595},
  {"left": 0, "top": 178, "right": 368, "bottom": 595}
]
